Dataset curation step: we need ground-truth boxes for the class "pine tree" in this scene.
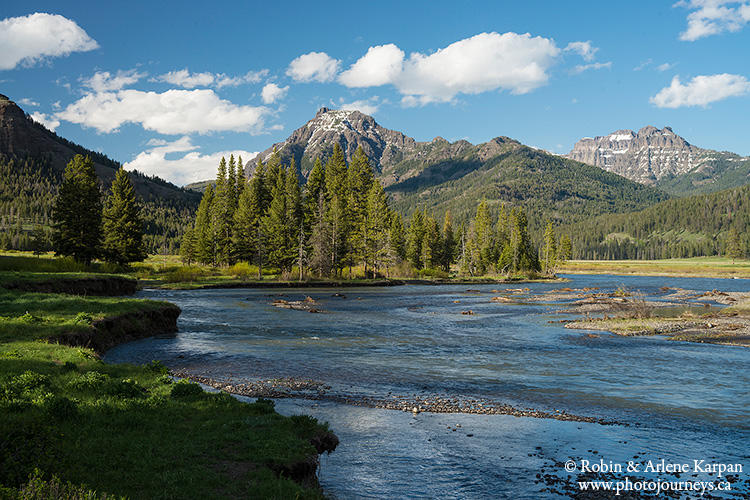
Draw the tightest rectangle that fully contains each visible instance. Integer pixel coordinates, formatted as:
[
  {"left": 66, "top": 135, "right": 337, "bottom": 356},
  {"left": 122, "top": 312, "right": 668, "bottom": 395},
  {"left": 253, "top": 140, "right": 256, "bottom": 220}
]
[
  {"left": 195, "top": 185, "right": 215, "bottom": 265},
  {"left": 51, "top": 155, "right": 103, "bottom": 265},
  {"left": 441, "top": 211, "right": 455, "bottom": 272},
  {"left": 30, "top": 224, "right": 47, "bottom": 256},
  {"left": 407, "top": 208, "right": 425, "bottom": 270},
  {"left": 726, "top": 227, "right": 742, "bottom": 263},
  {"left": 324, "top": 144, "right": 350, "bottom": 275},
  {"left": 542, "top": 219, "right": 557, "bottom": 273},
  {"left": 347, "top": 147, "right": 374, "bottom": 271},
  {"left": 309, "top": 192, "right": 332, "bottom": 277},
  {"left": 179, "top": 225, "right": 198, "bottom": 265},
  {"left": 389, "top": 212, "right": 406, "bottom": 263},
  {"left": 212, "top": 157, "right": 234, "bottom": 265},
  {"left": 364, "top": 180, "right": 391, "bottom": 276},
  {"left": 103, "top": 167, "right": 147, "bottom": 265},
  {"left": 558, "top": 234, "right": 572, "bottom": 263},
  {"left": 423, "top": 215, "right": 443, "bottom": 270}
]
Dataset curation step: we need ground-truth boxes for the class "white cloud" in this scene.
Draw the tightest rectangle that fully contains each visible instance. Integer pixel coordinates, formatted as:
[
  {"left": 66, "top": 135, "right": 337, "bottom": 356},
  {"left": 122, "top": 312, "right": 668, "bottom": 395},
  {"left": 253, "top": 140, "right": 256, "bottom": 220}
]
[
  {"left": 339, "top": 32, "right": 561, "bottom": 106},
  {"left": 338, "top": 44, "right": 405, "bottom": 87},
  {"left": 30, "top": 112, "right": 60, "bottom": 131},
  {"left": 337, "top": 99, "right": 379, "bottom": 115},
  {"left": 563, "top": 41, "right": 599, "bottom": 62},
  {"left": 82, "top": 69, "right": 145, "bottom": 92},
  {"left": 261, "top": 83, "right": 289, "bottom": 104},
  {"left": 657, "top": 62, "right": 678, "bottom": 71},
  {"left": 286, "top": 52, "right": 341, "bottom": 83},
  {"left": 19, "top": 98, "right": 39, "bottom": 106},
  {"left": 156, "top": 69, "right": 215, "bottom": 88},
  {"left": 570, "top": 61, "right": 612, "bottom": 74},
  {"left": 215, "top": 70, "right": 268, "bottom": 88},
  {"left": 634, "top": 59, "right": 654, "bottom": 71},
  {"left": 56, "top": 88, "right": 270, "bottom": 134},
  {"left": 676, "top": 0, "right": 750, "bottom": 41},
  {"left": 0, "top": 13, "right": 98, "bottom": 70},
  {"left": 153, "top": 69, "right": 268, "bottom": 89},
  {"left": 650, "top": 73, "right": 750, "bottom": 107},
  {"left": 124, "top": 136, "right": 258, "bottom": 185}
]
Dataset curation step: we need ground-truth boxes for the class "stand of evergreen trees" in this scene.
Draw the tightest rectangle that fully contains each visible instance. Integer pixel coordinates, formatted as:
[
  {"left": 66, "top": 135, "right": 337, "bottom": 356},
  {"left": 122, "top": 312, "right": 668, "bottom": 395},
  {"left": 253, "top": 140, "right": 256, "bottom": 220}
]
[
  {"left": 181, "top": 146, "right": 552, "bottom": 278},
  {"left": 51, "top": 155, "right": 146, "bottom": 266}
]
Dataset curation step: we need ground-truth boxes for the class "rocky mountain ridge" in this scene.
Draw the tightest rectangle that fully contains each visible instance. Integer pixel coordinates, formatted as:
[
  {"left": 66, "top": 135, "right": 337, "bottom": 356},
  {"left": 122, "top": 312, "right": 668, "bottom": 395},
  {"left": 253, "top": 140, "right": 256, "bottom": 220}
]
[
  {"left": 565, "top": 125, "right": 748, "bottom": 191},
  {"left": 248, "top": 107, "right": 519, "bottom": 187}
]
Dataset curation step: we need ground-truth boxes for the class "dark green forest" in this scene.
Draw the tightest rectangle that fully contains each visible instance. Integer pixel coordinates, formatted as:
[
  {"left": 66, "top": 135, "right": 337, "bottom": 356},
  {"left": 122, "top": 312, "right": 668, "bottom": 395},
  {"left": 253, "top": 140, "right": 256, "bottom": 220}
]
[
  {"left": 567, "top": 184, "right": 750, "bottom": 259},
  {"left": 0, "top": 154, "right": 199, "bottom": 254}
]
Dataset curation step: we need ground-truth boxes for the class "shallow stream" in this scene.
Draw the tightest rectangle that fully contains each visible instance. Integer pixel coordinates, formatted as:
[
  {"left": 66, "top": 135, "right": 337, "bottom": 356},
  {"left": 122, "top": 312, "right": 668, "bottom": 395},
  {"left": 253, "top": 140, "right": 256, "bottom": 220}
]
[{"left": 105, "top": 275, "right": 750, "bottom": 498}]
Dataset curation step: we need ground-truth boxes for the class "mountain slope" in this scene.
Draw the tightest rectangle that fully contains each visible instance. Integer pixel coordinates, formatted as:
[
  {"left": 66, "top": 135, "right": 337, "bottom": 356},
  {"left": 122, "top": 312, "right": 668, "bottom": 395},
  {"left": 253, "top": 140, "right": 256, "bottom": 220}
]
[
  {"left": 247, "top": 107, "right": 670, "bottom": 232},
  {"left": 566, "top": 184, "right": 750, "bottom": 260},
  {"left": 565, "top": 126, "right": 750, "bottom": 196},
  {"left": 0, "top": 94, "right": 200, "bottom": 254}
]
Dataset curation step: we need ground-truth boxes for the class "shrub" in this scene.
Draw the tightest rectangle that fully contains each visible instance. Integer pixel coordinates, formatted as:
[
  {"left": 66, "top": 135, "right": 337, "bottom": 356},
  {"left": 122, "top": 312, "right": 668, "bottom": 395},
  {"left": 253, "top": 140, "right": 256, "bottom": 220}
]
[
  {"left": 170, "top": 379, "right": 203, "bottom": 398},
  {"left": 69, "top": 371, "right": 110, "bottom": 391},
  {"left": 45, "top": 395, "right": 78, "bottom": 420},
  {"left": 104, "top": 378, "right": 143, "bottom": 399},
  {"left": 15, "top": 469, "right": 126, "bottom": 500},
  {"left": 163, "top": 266, "right": 204, "bottom": 283},
  {"left": 143, "top": 360, "right": 168, "bottom": 375},
  {"left": 73, "top": 312, "right": 94, "bottom": 325},
  {"left": 18, "top": 313, "right": 43, "bottom": 324},
  {"left": 60, "top": 362, "right": 78, "bottom": 373},
  {"left": 11, "top": 371, "right": 49, "bottom": 393},
  {"left": 228, "top": 262, "right": 257, "bottom": 280}
]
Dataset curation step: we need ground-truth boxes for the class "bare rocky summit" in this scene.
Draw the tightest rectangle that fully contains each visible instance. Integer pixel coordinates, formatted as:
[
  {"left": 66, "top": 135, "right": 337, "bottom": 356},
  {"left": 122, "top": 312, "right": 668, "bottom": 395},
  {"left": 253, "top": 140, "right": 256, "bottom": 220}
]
[
  {"left": 565, "top": 125, "right": 746, "bottom": 188},
  {"left": 247, "top": 107, "right": 520, "bottom": 187}
]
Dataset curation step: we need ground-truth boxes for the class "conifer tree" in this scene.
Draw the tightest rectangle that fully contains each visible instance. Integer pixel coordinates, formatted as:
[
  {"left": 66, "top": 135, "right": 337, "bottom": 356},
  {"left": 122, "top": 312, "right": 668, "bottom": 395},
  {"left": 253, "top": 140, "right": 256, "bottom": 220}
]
[
  {"left": 407, "top": 208, "right": 425, "bottom": 270},
  {"left": 236, "top": 155, "right": 246, "bottom": 197},
  {"left": 309, "top": 192, "right": 332, "bottom": 277},
  {"left": 389, "top": 212, "right": 406, "bottom": 263},
  {"left": 442, "top": 211, "right": 455, "bottom": 271},
  {"left": 262, "top": 166, "right": 296, "bottom": 272},
  {"left": 324, "top": 144, "right": 350, "bottom": 275},
  {"left": 195, "top": 185, "right": 215, "bottom": 265},
  {"left": 51, "top": 155, "right": 103, "bottom": 265},
  {"left": 364, "top": 180, "right": 391, "bottom": 276},
  {"left": 30, "top": 224, "right": 47, "bottom": 256},
  {"left": 347, "top": 147, "right": 374, "bottom": 270},
  {"left": 211, "top": 157, "right": 234, "bottom": 265},
  {"left": 542, "top": 219, "right": 557, "bottom": 273},
  {"left": 558, "top": 235, "right": 573, "bottom": 263},
  {"left": 423, "top": 215, "right": 443, "bottom": 270},
  {"left": 179, "top": 225, "right": 198, "bottom": 265},
  {"left": 103, "top": 167, "right": 147, "bottom": 265}
]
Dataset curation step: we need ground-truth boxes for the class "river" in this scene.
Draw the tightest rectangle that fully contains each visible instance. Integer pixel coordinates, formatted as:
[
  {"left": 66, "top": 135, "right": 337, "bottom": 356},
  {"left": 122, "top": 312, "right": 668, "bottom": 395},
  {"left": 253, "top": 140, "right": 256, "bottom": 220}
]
[{"left": 104, "top": 275, "right": 750, "bottom": 499}]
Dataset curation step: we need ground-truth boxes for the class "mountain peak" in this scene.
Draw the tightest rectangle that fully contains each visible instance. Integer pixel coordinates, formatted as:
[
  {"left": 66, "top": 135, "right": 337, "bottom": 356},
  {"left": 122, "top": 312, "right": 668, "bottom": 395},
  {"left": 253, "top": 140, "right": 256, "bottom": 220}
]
[{"left": 565, "top": 125, "right": 707, "bottom": 184}]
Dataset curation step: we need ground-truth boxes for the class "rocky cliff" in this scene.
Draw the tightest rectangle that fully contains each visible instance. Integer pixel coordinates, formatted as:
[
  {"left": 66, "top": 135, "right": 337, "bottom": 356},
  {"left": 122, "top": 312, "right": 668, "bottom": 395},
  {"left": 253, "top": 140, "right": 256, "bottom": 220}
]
[
  {"left": 247, "top": 107, "right": 521, "bottom": 187},
  {"left": 564, "top": 125, "right": 749, "bottom": 191}
]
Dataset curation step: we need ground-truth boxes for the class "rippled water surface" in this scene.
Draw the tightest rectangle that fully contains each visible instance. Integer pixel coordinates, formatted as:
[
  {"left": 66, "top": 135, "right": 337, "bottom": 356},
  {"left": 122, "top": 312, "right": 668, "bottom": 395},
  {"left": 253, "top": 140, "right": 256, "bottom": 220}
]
[{"left": 105, "top": 275, "right": 750, "bottom": 498}]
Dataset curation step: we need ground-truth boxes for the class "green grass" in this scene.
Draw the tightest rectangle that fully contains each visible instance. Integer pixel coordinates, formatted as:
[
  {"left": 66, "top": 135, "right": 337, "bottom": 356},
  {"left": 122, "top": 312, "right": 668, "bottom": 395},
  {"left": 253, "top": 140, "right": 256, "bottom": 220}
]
[
  {"left": 0, "top": 288, "right": 171, "bottom": 343},
  {"left": 560, "top": 257, "right": 750, "bottom": 278},
  {"left": 0, "top": 256, "right": 334, "bottom": 499},
  {"left": 0, "top": 343, "right": 329, "bottom": 499}
]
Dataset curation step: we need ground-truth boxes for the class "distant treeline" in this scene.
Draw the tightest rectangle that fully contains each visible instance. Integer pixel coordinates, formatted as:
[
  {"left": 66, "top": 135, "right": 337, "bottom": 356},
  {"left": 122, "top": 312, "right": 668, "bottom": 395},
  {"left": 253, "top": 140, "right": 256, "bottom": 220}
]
[{"left": 567, "top": 184, "right": 750, "bottom": 259}]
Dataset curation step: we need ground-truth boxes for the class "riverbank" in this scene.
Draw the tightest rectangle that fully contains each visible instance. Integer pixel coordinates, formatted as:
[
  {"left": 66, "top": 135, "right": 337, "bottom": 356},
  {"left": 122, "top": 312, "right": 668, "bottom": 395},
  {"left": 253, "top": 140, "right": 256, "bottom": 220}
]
[
  {"left": 0, "top": 268, "right": 337, "bottom": 499},
  {"left": 560, "top": 257, "right": 750, "bottom": 279},
  {"left": 554, "top": 285, "right": 750, "bottom": 346}
]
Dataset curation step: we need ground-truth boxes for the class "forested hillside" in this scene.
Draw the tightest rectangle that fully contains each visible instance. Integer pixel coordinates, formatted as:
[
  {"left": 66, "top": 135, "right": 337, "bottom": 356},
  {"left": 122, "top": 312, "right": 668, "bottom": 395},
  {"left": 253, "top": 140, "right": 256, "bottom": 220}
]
[
  {"left": 568, "top": 184, "right": 750, "bottom": 259},
  {"left": 0, "top": 95, "right": 201, "bottom": 254},
  {"left": 386, "top": 144, "right": 670, "bottom": 234}
]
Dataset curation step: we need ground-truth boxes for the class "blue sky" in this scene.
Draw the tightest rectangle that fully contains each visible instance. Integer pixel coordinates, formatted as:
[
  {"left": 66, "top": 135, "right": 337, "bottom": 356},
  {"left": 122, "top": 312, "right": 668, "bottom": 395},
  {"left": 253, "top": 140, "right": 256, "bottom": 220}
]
[{"left": 2, "top": 0, "right": 749, "bottom": 185}]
